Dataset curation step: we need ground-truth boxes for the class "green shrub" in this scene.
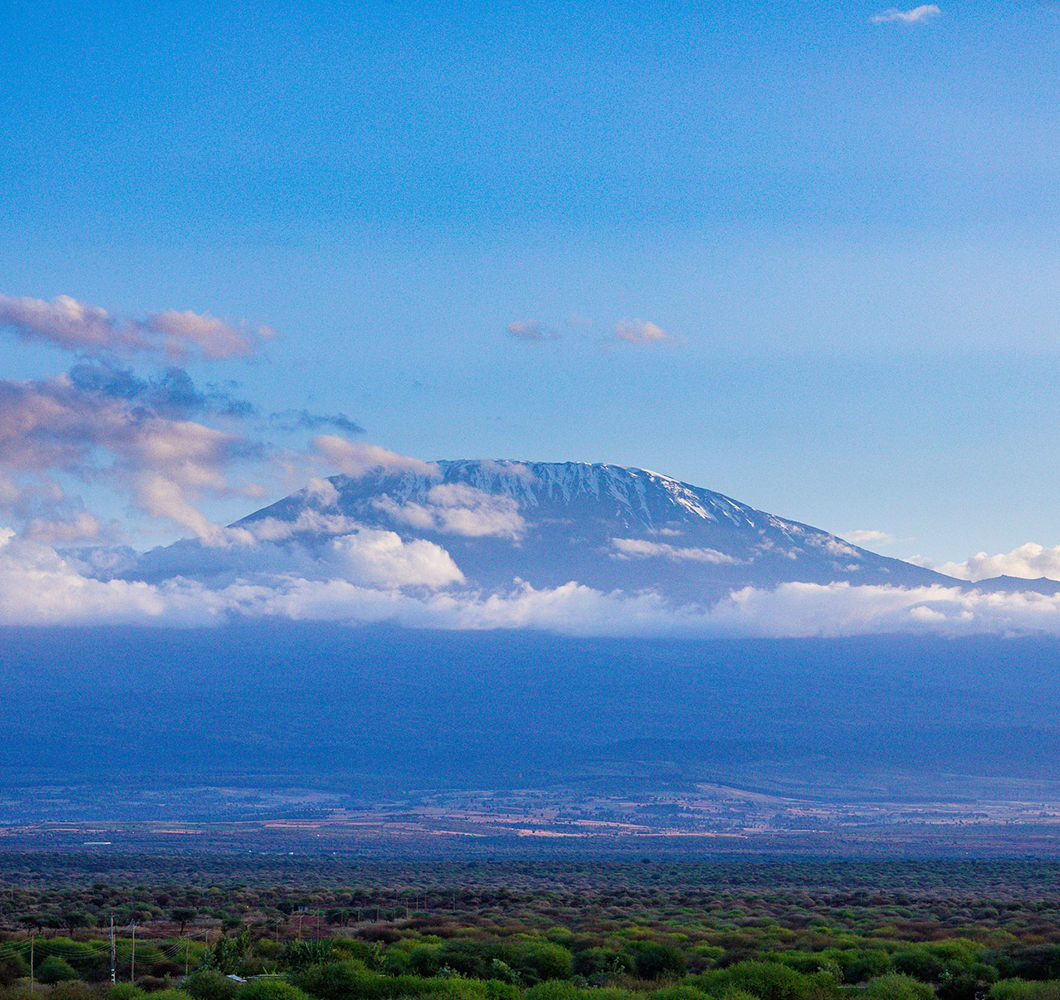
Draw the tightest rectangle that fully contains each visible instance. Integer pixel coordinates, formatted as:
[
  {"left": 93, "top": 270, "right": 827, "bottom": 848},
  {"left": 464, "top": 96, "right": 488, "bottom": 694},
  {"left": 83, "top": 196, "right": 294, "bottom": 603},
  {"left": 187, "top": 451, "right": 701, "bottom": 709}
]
[
  {"left": 0, "top": 952, "right": 30, "bottom": 986},
  {"left": 648, "top": 987, "right": 705, "bottom": 1000},
  {"left": 512, "top": 945, "right": 573, "bottom": 983},
  {"left": 991, "top": 982, "right": 1060, "bottom": 1000},
  {"left": 49, "top": 983, "right": 102, "bottom": 1000},
  {"left": 633, "top": 945, "right": 686, "bottom": 982},
  {"left": 697, "top": 961, "right": 839, "bottom": 1000},
  {"left": 523, "top": 982, "right": 581, "bottom": 1000},
  {"left": 240, "top": 980, "right": 315, "bottom": 1000},
  {"left": 184, "top": 971, "right": 239, "bottom": 1000},
  {"left": 863, "top": 974, "right": 936, "bottom": 1000},
  {"left": 989, "top": 982, "right": 1037, "bottom": 1000},
  {"left": 35, "top": 956, "right": 81, "bottom": 984},
  {"left": 108, "top": 985, "right": 147, "bottom": 1000},
  {"left": 572, "top": 950, "right": 629, "bottom": 981},
  {"left": 146, "top": 989, "right": 191, "bottom": 1000},
  {"left": 408, "top": 948, "right": 443, "bottom": 978}
]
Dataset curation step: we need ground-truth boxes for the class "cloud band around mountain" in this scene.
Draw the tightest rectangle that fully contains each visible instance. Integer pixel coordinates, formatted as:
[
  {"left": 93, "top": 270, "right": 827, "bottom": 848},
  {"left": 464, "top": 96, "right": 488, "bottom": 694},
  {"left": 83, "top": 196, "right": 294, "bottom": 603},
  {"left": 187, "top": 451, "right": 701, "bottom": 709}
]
[{"left": 6, "top": 523, "right": 1060, "bottom": 638}]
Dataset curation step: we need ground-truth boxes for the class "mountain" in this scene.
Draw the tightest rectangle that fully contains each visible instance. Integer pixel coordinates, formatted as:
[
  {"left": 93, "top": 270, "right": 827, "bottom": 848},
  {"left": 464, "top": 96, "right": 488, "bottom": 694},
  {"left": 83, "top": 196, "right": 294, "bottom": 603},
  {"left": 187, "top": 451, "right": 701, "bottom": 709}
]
[
  {"left": 231, "top": 459, "right": 953, "bottom": 602},
  {"left": 967, "top": 575, "right": 1060, "bottom": 596}
]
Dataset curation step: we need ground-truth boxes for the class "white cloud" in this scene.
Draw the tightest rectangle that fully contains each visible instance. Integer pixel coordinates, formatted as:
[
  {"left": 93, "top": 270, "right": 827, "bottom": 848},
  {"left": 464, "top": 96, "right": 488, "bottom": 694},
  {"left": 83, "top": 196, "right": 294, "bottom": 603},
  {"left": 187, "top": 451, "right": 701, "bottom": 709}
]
[
  {"left": 614, "top": 319, "right": 669, "bottom": 345},
  {"left": 843, "top": 529, "right": 895, "bottom": 546},
  {"left": 610, "top": 537, "right": 738, "bottom": 565},
  {"left": 871, "top": 5, "right": 941, "bottom": 24},
  {"left": 12, "top": 526, "right": 1060, "bottom": 637},
  {"left": 0, "top": 530, "right": 219, "bottom": 626},
  {"left": 0, "top": 293, "right": 270, "bottom": 360},
  {"left": 329, "top": 529, "right": 465, "bottom": 588},
  {"left": 935, "top": 542, "right": 1060, "bottom": 583},
  {"left": 306, "top": 477, "right": 340, "bottom": 508},
  {"left": 376, "top": 483, "right": 526, "bottom": 539},
  {"left": 312, "top": 435, "right": 440, "bottom": 480},
  {"left": 810, "top": 536, "right": 861, "bottom": 558}
]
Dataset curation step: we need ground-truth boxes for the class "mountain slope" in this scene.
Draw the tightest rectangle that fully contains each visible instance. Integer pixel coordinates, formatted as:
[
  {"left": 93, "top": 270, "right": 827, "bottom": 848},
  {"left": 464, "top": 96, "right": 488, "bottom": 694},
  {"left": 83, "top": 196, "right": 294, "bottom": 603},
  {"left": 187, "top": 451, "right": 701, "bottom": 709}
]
[{"left": 234, "top": 459, "right": 953, "bottom": 601}]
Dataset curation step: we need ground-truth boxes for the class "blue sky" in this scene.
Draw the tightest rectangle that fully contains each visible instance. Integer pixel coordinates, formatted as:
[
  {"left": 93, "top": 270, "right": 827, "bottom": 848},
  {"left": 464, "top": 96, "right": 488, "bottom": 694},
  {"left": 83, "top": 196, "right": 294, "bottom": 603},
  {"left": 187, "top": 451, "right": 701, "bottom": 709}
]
[{"left": 3, "top": 0, "right": 1060, "bottom": 566}]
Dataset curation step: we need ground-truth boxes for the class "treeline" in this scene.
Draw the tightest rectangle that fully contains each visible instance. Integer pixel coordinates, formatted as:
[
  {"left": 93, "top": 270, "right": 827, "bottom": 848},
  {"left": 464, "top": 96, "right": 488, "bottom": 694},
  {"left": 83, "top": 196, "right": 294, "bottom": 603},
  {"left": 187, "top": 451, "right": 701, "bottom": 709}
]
[
  {"left": 5, "top": 858, "right": 1060, "bottom": 999},
  {"left": 6, "top": 857, "right": 1060, "bottom": 946}
]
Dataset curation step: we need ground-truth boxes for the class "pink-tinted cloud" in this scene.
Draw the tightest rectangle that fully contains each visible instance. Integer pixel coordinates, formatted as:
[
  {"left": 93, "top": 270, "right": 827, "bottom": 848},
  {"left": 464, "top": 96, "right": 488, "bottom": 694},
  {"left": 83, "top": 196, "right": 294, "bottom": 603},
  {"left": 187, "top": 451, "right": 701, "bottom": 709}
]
[
  {"left": 614, "top": 319, "right": 669, "bottom": 345},
  {"left": 312, "top": 435, "right": 440, "bottom": 480},
  {"left": 0, "top": 373, "right": 250, "bottom": 542},
  {"left": 0, "top": 293, "right": 271, "bottom": 360}
]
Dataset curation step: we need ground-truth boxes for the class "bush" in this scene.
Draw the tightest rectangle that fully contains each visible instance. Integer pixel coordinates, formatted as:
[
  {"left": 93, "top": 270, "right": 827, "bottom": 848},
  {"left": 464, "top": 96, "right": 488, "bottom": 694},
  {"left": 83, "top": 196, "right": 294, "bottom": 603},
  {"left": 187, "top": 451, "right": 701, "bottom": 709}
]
[
  {"left": 840, "top": 950, "right": 891, "bottom": 984},
  {"left": 863, "top": 974, "right": 937, "bottom": 1000},
  {"left": 408, "top": 947, "right": 443, "bottom": 977},
  {"left": 50, "top": 984, "right": 103, "bottom": 1000},
  {"left": 523, "top": 983, "right": 581, "bottom": 1000},
  {"left": 893, "top": 951, "right": 946, "bottom": 984},
  {"left": 697, "top": 961, "right": 839, "bottom": 1000},
  {"left": 990, "top": 982, "right": 1037, "bottom": 1000},
  {"left": 34, "top": 940, "right": 108, "bottom": 981},
  {"left": 633, "top": 945, "right": 686, "bottom": 982},
  {"left": 991, "top": 983, "right": 1060, "bottom": 1000},
  {"left": 511, "top": 945, "right": 573, "bottom": 983},
  {"left": 0, "top": 953, "right": 30, "bottom": 986},
  {"left": 241, "top": 980, "right": 315, "bottom": 1000},
  {"left": 647, "top": 987, "right": 704, "bottom": 1000},
  {"left": 148, "top": 990, "right": 193, "bottom": 1000},
  {"left": 108, "top": 986, "right": 147, "bottom": 1000},
  {"left": 292, "top": 962, "right": 374, "bottom": 1000},
  {"left": 572, "top": 950, "right": 629, "bottom": 981},
  {"left": 184, "top": 971, "right": 239, "bottom": 1000},
  {"left": 134, "top": 978, "right": 172, "bottom": 993},
  {"left": 35, "top": 956, "right": 81, "bottom": 984}
]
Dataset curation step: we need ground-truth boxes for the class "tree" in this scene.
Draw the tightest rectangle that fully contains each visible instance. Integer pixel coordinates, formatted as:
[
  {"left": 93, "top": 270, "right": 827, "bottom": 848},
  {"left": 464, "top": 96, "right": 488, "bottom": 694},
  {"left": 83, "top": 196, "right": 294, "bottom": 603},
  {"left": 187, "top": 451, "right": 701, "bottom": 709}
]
[{"left": 172, "top": 908, "right": 198, "bottom": 935}]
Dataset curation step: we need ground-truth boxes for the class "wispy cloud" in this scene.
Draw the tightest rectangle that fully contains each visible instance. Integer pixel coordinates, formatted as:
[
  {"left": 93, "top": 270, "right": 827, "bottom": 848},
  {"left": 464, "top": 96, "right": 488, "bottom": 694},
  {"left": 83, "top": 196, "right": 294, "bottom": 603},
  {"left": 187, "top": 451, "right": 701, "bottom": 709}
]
[
  {"left": 614, "top": 319, "right": 669, "bottom": 346},
  {"left": 270, "top": 409, "right": 364, "bottom": 434},
  {"left": 507, "top": 320, "right": 558, "bottom": 342},
  {"left": 870, "top": 5, "right": 941, "bottom": 24},
  {"left": 610, "top": 537, "right": 738, "bottom": 565},
  {"left": 375, "top": 483, "right": 526, "bottom": 539},
  {"left": 507, "top": 316, "right": 673, "bottom": 348},
  {"left": 0, "top": 293, "right": 272, "bottom": 361},
  {"left": 311, "top": 435, "right": 440, "bottom": 480},
  {"left": 843, "top": 529, "right": 896, "bottom": 546}
]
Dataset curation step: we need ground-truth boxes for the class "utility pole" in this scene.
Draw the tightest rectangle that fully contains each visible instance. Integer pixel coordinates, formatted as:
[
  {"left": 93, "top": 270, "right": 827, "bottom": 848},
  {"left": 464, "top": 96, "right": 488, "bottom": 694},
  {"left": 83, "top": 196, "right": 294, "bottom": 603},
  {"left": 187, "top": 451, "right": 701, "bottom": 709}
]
[
  {"left": 131, "top": 922, "right": 136, "bottom": 982},
  {"left": 185, "top": 938, "right": 190, "bottom": 978},
  {"left": 110, "top": 915, "right": 116, "bottom": 984},
  {"left": 29, "top": 935, "right": 34, "bottom": 991}
]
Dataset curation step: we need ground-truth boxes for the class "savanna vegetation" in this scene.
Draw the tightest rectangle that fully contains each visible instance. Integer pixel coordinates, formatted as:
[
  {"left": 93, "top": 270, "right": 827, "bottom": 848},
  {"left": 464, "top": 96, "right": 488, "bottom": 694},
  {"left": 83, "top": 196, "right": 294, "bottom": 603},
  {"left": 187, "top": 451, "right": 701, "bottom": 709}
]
[{"left": 4, "top": 856, "right": 1060, "bottom": 1000}]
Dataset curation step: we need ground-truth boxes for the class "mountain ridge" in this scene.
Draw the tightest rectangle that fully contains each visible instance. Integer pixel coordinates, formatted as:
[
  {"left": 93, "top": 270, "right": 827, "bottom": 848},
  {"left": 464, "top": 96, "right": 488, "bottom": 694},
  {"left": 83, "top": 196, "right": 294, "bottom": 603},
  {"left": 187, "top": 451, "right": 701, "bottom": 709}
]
[{"left": 233, "top": 458, "right": 957, "bottom": 601}]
